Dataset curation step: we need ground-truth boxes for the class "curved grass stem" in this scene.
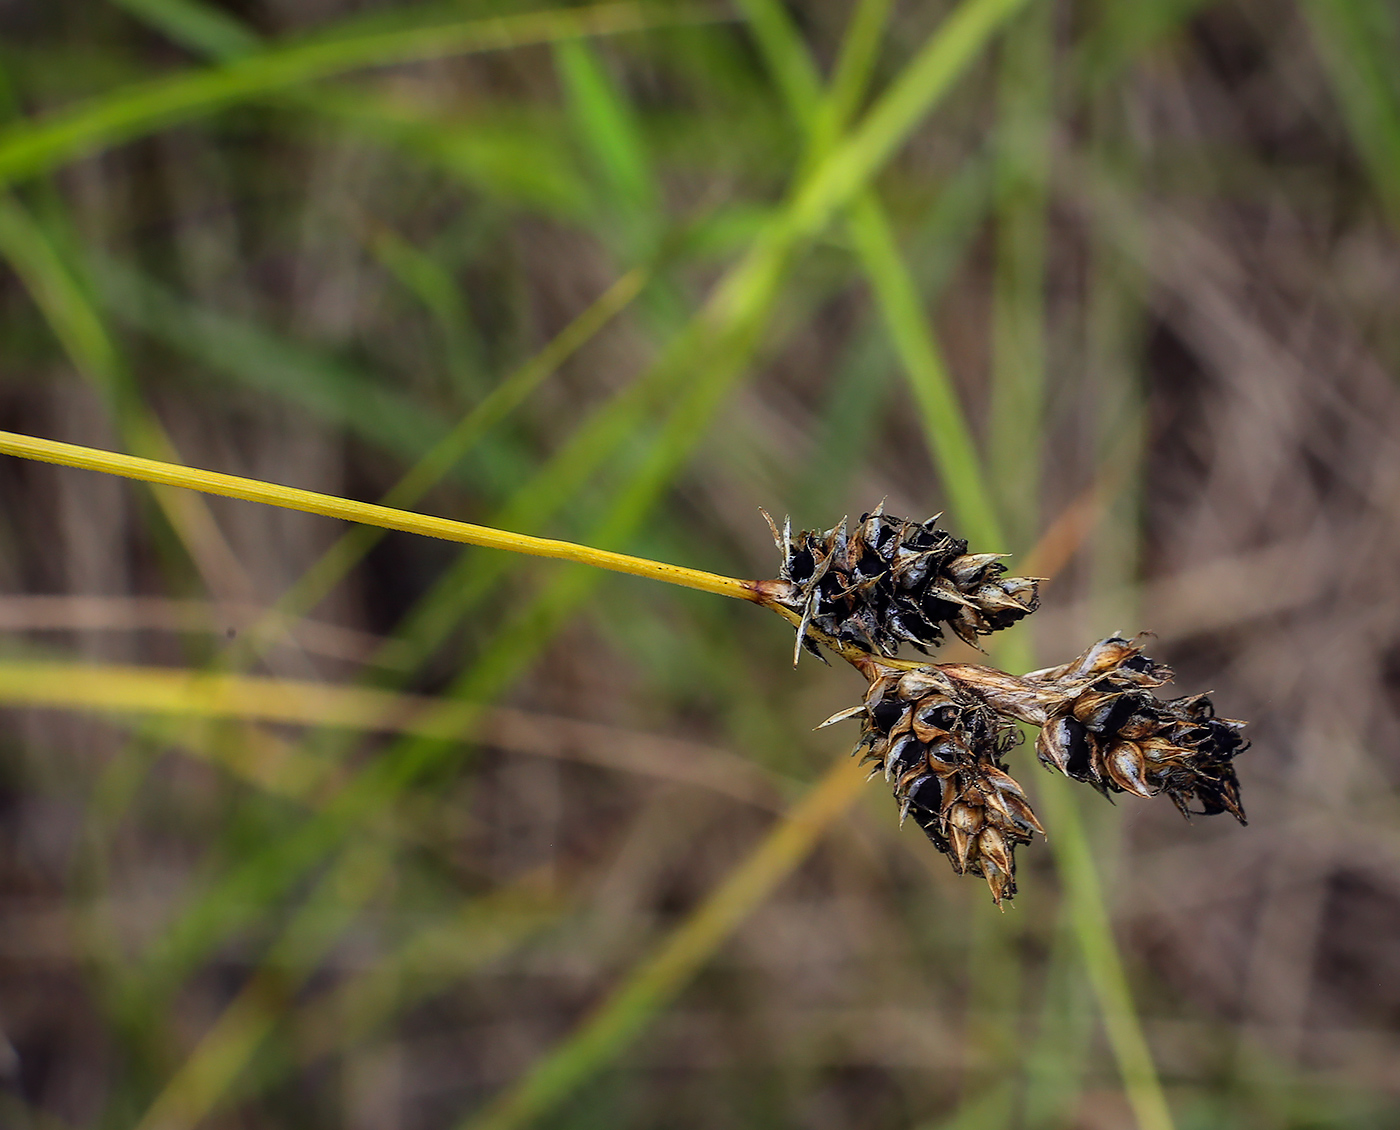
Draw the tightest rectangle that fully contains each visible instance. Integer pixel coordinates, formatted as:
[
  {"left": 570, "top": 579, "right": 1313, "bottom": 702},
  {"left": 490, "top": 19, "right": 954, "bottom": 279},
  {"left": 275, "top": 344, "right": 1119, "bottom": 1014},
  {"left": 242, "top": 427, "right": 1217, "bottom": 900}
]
[{"left": 0, "top": 429, "right": 758, "bottom": 603}]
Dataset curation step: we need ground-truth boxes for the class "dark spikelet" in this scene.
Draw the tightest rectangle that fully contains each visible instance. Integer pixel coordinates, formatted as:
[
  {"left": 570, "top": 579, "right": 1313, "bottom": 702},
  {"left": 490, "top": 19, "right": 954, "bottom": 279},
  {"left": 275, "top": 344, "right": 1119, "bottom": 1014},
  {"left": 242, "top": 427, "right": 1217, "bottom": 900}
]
[
  {"left": 765, "top": 505, "right": 1040, "bottom": 659},
  {"left": 1030, "top": 636, "right": 1249, "bottom": 823},
  {"left": 825, "top": 663, "right": 1044, "bottom": 904}
]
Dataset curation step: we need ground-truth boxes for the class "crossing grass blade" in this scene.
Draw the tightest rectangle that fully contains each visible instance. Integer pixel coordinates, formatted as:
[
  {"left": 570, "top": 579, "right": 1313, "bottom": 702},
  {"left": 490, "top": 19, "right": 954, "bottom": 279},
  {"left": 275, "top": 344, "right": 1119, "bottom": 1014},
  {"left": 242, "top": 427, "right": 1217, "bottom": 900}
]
[
  {"left": 0, "top": 195, "right": 254, "bottom": 598},
  {"left": 554, "top": 37, "right": 658, "bottom": 220},
  {"left": 0, "top": 658, "right": 790, "bottom": 806},
  {"left": 0, "top": 3, "right": 730, "bottom": 188},
  {"left": 225, "top": 265, "right": 650, "bottom": 662},
  {"left": 457, "top": 754, "right": 873, "bottom": 1130},
  {"left": 108, "top": 0, "right": 261, "bottom": 59},
  {"left": 1301, "top": 0, "right": 1400, "bottom": 233}
]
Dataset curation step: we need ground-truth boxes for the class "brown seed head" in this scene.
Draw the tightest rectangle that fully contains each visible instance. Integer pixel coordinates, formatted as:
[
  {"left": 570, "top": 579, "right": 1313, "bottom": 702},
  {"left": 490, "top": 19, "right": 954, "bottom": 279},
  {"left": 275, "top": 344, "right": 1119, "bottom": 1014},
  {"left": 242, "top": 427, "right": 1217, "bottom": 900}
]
[
  {"left": 761, "top": 505, "right": 1040, "bottom": 661},
  {"left": 833, "top": 661, "right": 1045, "bottom": 905},
  {"left": 1030, "top": 637, "right": 1249, "bottom": 822}
]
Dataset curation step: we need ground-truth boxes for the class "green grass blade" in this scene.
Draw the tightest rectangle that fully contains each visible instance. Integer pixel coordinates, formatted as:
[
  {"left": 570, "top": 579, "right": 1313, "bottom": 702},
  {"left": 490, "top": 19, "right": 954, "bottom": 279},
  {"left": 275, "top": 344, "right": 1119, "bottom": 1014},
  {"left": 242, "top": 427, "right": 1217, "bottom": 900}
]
[
  {"left": 1302, "top": 0, "right": 1400, "bottom": 232},
  {"left": 554, "top": 37, "right": 657, "bottom": 217},
  {"left": 108, "top": 0, "right": 260, "bottom": 59},
  {"left": 0, "top": 2, "right": 728, "bottom": 188},
  {"left": 733, "top": 0, "right": 822, "bottom": 126},
  {"left": 988, "top": 0, "right": 1052, "bottom": 547},
  {"left": 230, "top": 266, "right": 650, "bottom": 663},
  {"left": 93, "top": 257, "right": 466, "bottom": 472},
  {"left": 736, "top": 0, "right": 1005, "bottom": 548},
  {"left": 738, "top": 0, "right": 895, "bottom": 161},
  {"left": 1034, "top": 776, "right": 1175, "bottom": 1130},
  {"left": 0, "top": 196, "right": 252, "bottom": 597},
  {"left": 845, "top": 197, "right": 1004, "bottom": 549}
]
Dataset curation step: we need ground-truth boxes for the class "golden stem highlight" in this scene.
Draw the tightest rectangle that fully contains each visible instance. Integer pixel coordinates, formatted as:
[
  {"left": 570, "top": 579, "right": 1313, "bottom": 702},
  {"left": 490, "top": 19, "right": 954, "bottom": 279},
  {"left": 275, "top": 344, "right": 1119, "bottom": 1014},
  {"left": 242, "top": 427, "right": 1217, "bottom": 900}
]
[{"left": 0, "top": 430, "right": 758, "bottom": 602}]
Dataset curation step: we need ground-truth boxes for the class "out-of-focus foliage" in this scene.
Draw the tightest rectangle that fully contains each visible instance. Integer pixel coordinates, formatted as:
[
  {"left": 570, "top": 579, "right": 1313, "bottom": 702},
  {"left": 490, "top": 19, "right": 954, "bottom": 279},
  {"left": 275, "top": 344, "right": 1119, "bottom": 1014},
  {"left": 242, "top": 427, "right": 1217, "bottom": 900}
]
[{"left": 1, "top": 1, "right": 1399, "bottom": 1128}]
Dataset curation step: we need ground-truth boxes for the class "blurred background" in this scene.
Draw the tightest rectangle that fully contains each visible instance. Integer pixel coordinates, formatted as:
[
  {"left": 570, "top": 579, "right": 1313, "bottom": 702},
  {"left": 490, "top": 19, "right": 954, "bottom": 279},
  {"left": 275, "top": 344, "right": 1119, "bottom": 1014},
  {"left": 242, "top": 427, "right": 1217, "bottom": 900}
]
[{"left": 1, "top": 0, "right": 1398, "bottom": 1127}]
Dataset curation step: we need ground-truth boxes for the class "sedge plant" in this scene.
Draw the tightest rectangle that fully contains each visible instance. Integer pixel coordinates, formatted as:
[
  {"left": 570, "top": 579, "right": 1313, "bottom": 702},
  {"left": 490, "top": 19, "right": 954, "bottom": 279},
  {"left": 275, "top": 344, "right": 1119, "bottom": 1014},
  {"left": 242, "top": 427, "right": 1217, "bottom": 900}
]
[{"left": 0, "top": 427, "right": 1248, "bottom": 909}]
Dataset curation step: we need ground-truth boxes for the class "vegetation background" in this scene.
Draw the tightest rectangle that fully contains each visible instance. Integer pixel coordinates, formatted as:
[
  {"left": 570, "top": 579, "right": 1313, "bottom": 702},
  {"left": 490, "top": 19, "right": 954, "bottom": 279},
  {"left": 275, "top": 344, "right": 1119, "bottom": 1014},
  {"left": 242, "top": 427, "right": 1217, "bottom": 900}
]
[{"left": 0, "top": 0, "right": 1398, "bottom": 1127}]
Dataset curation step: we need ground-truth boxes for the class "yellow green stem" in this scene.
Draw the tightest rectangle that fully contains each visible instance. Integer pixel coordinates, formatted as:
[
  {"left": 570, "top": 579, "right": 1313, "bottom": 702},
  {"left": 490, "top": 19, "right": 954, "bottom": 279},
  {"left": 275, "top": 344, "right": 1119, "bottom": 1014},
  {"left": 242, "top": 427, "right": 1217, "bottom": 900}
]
[{"left": 0, "top": 430, "right": 757, "bottom": 603}]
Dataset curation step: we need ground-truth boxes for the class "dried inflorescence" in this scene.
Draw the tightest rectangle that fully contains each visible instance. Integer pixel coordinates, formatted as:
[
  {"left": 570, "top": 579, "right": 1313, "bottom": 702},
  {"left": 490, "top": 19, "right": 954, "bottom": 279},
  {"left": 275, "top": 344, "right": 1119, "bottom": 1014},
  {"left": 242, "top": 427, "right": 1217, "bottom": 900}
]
[
  {"left": 1025, "top": 637, "right": 1248, "bottom": 822},
  {"left": 823, "top": 662, "right": 1044, "bottom": 904},
  {"left": 771, "top": 505, "right": 1251, "bottom": 903},
  {"left": 762, "top": 505, "right": 1040, "bottom": 661}
]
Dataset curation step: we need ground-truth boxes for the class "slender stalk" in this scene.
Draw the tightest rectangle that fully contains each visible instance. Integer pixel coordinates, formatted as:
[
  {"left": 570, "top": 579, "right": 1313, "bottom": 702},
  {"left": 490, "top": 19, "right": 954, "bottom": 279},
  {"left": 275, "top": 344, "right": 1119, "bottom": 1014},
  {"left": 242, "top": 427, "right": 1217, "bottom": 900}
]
[
  {"left": 0, "top": 430, "right": 757, "bottom": 603},
  {"left": 459, "top": 754, "right": 872, "bottom": 1130}
]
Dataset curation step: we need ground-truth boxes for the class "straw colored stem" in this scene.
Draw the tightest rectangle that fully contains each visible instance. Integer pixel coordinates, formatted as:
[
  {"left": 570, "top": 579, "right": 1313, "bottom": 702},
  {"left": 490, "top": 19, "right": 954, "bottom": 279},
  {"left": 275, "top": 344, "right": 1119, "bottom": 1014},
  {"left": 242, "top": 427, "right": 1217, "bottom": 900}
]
[{"left": 0, "top": 430, "right": 757, "bottom": 603}]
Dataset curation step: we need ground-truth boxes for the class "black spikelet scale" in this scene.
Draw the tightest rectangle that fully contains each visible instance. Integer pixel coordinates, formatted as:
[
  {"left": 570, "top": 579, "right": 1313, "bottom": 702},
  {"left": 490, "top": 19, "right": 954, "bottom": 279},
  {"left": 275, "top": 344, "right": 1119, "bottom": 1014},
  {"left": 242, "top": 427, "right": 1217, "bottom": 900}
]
[{"left": 766, "top": 505, "right": 1041, "bottom": 659}]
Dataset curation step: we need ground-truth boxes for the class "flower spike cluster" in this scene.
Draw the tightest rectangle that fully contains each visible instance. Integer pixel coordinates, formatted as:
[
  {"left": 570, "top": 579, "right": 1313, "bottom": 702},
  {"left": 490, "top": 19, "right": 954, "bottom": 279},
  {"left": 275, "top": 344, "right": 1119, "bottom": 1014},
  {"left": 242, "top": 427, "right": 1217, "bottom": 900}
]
[
  {"left": 763, "top": 506, "right": 1250, "bottom": 904},
  {"left": 823, "top": 661, "right": 1044, "bottom": 904},
  {"left": 762, "top": 505, "right": 1040, "bottom": 663},
  {"left": 1026, "top": 637, "right": 1247, "bottom": 821}
]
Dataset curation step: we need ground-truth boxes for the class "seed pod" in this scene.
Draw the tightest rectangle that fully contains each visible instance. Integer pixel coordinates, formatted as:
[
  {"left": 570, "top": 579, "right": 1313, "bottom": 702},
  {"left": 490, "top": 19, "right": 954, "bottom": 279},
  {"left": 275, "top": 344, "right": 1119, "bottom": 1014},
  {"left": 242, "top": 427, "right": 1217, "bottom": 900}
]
[
  {"left": 1034, "top": 637, "right": 1249, "bottom": 823},
  {"left": 762, "top": 505, "right": 1041, "bottom": 660},
  {"left": 826, "top": 661, "right": 1045, "bottom": 904}
]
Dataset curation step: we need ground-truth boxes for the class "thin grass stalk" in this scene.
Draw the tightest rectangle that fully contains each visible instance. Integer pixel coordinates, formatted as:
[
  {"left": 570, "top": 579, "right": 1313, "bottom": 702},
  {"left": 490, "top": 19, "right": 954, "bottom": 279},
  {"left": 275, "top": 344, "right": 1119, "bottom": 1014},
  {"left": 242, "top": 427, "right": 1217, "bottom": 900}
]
[
  {"left": 1300, "top": 0, "right": 1400, "bottom": 236},
  {"left": 133, "top": 839, "right": 392, "bottom": 1130},
  {"left": 223, "top": 265, "right": 649, "bottom": 665},
  {"left": 0, "top": 195, "right": 254, "bottom": 599},
  {"left": 951, "top": 5, "right": 1057, "bottom": 1121},
  {"left": 0, "top": 430, "right": 754, "bottom": 601},
  {"left": 456, "top": 755, "right": 873, "bottom": 1130},
  {"left": 735, "top": 0, "right": 1003, "bottom": 547}
]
